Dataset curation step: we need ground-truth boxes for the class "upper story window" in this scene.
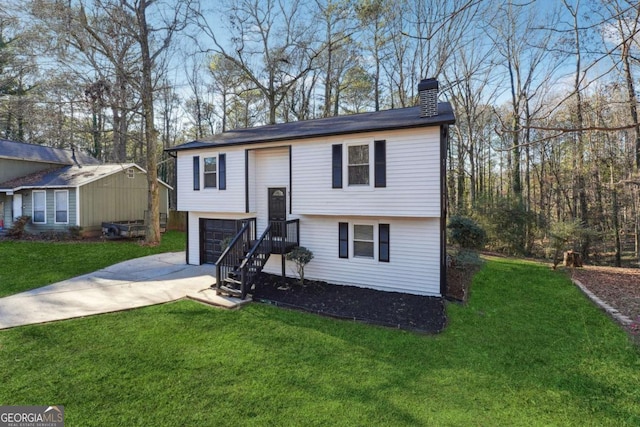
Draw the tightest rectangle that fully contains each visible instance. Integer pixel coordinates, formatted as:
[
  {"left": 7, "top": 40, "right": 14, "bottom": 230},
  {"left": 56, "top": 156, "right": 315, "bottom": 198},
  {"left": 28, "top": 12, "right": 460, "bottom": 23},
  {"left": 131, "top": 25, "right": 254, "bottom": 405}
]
[
  {"left": 32, "top": 190, "right": 46, "bottom": 224},
  {"left": 333, "top": 140, "right": 385, "bottom": 189},
  {"left": 348, "top": 144, "right": 369, "bottom": 186},
  {"left": 204, "top": 157, "right": 217, "bottom": 188}
]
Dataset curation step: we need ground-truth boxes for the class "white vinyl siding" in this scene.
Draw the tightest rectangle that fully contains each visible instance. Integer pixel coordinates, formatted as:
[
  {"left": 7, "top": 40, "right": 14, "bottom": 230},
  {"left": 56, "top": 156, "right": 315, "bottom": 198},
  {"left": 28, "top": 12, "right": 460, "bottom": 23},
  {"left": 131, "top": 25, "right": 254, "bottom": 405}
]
[
  {"left": 32, "top": 191, "right": 46, "bottom": 223},
  {"left": 292, "top": 127, "right": 442, "bottom": 217},
  {"left": 262, "top": 215, "right": 441, "bottom": 296},
  {"left": 54, "top": 190, "right": 69, "bottom": 224},
  {"left": 177, "top": 148, "right": 245, "bottom": 213}
]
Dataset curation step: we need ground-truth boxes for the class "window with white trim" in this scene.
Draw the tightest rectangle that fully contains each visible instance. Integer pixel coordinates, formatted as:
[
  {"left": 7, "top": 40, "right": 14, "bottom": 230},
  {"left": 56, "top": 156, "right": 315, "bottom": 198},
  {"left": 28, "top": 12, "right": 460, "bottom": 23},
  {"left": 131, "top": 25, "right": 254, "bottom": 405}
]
[
  {"left": 338, "top": 222, "right": 390, "bottom": 262},
  {"left": 353, "top": 224, "right": 374, "bottom": 258},
  {"left": 347, "top": 144, "right": 369, "bottom": 186},
  {"left": 332, "top": 141, "right": 385, "bottom": 189},
  {"left": 204, "top": 156, "right": 217, "bottom": 188},
  {"left": 54, "top": 190, "right": 68, "bottom": 224},
  {"left": 32, "top": 190, "right": 46, "bottom": 224}
]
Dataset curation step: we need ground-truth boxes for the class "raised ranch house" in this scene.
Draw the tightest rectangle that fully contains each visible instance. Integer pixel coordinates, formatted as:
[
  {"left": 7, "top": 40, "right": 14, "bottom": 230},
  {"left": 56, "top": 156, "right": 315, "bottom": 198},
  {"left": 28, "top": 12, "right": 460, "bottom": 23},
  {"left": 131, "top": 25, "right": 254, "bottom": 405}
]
[
  {"left": 0, "top": 139, "right": 171, "bottom": 236},
  {"left": 168, "top": 79, "right": 454, "bottom": 299}
]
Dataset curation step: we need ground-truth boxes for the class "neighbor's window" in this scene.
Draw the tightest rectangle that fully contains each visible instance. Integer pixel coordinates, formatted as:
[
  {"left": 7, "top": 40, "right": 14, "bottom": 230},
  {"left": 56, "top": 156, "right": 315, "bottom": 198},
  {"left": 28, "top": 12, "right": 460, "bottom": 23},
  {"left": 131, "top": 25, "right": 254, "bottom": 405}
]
[
  {"left": 348, "top": 144, "right": 369, "bottom": 185},
  {"left": 33, "top": 190, "right": 46, "bottom": 224},
  {"left": 54, "top": 190, "right": 68, "bottom": 223},
  {"left": 353, "top": 224, "right": 374, "bottom": 258},
  {"left": 204, "top": 157, "right": 217, "bottom": 188}
]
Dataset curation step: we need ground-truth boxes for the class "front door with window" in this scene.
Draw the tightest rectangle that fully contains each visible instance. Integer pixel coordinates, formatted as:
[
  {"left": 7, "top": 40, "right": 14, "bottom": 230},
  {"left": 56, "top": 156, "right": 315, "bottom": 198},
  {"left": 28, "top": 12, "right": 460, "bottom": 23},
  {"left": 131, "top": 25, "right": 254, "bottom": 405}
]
[{"left": 268, "top": 188, "right": 286, "bottom": 237}]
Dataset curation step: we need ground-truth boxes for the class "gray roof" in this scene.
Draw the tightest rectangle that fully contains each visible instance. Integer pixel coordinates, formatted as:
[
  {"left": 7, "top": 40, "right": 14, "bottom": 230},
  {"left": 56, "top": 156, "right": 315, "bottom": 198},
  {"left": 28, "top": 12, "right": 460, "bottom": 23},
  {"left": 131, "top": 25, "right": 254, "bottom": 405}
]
[
  {"left": 0, "top": 163, "right": 148, "bottom": 190},
  {"left": 0, "top": 139, "right": 100, "bottom": 165},
  {"left": 167, "top": 104, "right": 455, "bottom": 152}
]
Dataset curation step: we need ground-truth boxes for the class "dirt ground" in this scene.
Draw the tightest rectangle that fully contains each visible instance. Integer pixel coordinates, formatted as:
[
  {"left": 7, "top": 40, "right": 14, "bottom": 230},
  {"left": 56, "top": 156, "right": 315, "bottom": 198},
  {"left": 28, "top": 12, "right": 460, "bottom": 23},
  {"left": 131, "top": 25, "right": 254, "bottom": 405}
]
[{"left": 571, "top": 265, "right": 640, "bottom": 323}]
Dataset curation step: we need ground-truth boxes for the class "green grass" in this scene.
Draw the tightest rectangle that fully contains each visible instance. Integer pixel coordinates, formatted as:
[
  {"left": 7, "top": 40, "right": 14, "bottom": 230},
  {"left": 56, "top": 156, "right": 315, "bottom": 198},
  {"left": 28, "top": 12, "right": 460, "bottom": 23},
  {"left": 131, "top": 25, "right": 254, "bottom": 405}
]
[
  {"left": 0, "top": 255, "right": 639, "bottom": 425},
  {"left": 0, "top": 231, "right": 186, "bottom": 297}
]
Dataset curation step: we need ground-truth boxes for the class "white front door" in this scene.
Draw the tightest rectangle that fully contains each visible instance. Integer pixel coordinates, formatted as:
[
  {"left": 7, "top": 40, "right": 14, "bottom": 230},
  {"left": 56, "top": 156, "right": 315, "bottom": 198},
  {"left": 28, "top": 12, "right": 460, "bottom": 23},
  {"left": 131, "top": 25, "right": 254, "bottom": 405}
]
[{"left": 13, "top": 194, "right": 22, "bottom": 220}]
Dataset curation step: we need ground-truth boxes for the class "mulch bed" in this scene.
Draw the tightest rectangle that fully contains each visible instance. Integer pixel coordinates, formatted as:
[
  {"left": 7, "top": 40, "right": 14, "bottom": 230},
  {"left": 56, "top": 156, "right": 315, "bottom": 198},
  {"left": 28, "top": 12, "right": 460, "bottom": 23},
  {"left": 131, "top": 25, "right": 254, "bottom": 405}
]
[
  {"left": 251, "top": 273, "right": 447, "bottom": 334},
  {"left": 571, "top": 265, "right": 640, "bottom": 323}
]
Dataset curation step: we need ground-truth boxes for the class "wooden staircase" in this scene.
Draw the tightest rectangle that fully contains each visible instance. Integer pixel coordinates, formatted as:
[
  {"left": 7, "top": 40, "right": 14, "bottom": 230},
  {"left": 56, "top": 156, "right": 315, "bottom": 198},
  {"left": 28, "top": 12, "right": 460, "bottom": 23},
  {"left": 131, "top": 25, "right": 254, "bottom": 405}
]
[{"left": 215, "top": 219, "right": 299, "bottom": 299}]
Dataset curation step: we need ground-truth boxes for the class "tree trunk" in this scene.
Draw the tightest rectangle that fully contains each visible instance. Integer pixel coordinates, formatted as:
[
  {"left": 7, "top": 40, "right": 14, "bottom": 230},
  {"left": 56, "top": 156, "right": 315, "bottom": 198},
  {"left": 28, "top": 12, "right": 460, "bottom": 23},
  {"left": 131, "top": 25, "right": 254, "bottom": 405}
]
[{"left": 136, "top": 0, "right": 160, "bottom": 245}]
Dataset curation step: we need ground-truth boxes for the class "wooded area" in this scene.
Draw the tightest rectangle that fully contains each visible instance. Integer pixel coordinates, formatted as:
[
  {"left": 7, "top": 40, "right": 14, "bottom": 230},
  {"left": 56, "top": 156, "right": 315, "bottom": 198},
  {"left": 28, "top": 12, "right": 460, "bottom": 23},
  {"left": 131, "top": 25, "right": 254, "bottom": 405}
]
[{"left": 0, "top": 0, "right": 638, "bottom": 264}]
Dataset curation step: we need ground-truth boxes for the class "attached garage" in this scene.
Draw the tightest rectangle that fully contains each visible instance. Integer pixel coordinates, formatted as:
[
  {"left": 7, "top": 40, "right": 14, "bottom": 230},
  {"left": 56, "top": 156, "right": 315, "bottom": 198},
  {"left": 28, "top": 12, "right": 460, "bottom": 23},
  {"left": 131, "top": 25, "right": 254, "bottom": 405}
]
[{"left": 199, "top": 219, "right": 242, "bottom": 264}]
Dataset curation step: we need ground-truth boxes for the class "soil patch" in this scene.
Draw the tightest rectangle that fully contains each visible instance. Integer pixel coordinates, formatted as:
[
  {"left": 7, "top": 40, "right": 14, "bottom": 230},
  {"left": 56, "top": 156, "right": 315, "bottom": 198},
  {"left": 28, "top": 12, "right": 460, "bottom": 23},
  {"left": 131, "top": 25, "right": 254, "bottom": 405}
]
[{"left": 252, "top": 273, "right": 447, "bottom": 334}]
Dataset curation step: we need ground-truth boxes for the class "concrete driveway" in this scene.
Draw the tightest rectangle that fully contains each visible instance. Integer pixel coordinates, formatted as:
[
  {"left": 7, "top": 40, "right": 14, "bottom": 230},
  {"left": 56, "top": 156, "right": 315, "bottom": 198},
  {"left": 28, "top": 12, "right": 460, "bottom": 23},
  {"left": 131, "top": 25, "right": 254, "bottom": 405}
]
[{"left": 0, "top": 252, "right": 248, "bottom": 330}]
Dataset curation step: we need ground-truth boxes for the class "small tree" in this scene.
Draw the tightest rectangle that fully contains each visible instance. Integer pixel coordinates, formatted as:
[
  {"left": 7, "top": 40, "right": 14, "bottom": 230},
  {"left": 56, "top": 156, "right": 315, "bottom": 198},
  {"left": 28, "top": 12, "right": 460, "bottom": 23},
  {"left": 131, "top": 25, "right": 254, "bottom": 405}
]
[{"left": 286, "top": 246, "right": 314, "bottom": 286}]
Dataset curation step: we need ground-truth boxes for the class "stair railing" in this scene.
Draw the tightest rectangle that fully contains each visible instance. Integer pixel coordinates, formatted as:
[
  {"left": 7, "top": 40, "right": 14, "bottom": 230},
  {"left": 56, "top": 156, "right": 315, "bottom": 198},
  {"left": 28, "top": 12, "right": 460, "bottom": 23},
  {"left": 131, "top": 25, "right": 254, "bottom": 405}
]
[
  {"left": 215, "top": 218, "right": 256, "bottom": 295},
  {"left": 238, "top": 223, "right": 273, "bottom": 298}
]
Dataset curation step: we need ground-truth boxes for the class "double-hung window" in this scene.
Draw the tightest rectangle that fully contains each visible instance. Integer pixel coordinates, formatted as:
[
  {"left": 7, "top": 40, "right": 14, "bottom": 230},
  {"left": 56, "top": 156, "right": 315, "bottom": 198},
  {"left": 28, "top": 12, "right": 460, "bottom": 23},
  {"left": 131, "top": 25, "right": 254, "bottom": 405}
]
[
  {"left": 338, "top": 222, "right": 389, "bottom": 262},
  {"left": 54, "top": 190, "right": 68, "bottom": 224},
  {"left": 348, "top": 144, "right": 369, "bottom": 186},
  {"left": 332, "top": 140, "right": 385, "bottom": 188},
  {"left": 204, "top": 157, "right": 217, "bottom": 188},
  {"left": 32, "top": 190, "right": 46, "bottom": 224},
  {"left": 353, "top": 224, "right": 374, "bottom": 258}
]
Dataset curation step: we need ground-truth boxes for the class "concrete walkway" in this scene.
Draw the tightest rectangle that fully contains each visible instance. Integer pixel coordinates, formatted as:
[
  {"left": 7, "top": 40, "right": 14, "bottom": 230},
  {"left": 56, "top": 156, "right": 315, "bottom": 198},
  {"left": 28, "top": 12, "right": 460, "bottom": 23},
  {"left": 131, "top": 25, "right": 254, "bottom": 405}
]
[{"left": 0, "top": 252, "right": 249, "bottom": 330}]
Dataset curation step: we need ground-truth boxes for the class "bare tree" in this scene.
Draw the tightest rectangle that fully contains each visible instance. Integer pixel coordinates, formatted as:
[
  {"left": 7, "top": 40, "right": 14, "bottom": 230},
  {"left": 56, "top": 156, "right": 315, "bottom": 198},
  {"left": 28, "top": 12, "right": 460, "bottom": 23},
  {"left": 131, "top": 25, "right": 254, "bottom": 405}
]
[{"left": 192, "top": 0, "right": 322, "bottom": 125}]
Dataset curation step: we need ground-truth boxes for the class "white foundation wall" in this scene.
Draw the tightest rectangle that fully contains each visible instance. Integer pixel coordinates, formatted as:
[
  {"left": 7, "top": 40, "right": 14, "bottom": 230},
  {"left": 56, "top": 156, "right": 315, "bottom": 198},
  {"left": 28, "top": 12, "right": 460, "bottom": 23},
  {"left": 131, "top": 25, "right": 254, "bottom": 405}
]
[{"left": 262, "top": 215, "right": 441, "bottom": 296}]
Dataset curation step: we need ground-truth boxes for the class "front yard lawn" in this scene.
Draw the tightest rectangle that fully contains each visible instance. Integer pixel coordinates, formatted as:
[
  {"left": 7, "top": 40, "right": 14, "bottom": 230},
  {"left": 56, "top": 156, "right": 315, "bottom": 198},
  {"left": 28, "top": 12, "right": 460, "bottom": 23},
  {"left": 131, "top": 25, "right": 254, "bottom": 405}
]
[
  {"left": 0, "top": 231, "right": 186, "bottom": 297},
  {"left": 0, "top": 255, "right": 638, "bottom": 425}
]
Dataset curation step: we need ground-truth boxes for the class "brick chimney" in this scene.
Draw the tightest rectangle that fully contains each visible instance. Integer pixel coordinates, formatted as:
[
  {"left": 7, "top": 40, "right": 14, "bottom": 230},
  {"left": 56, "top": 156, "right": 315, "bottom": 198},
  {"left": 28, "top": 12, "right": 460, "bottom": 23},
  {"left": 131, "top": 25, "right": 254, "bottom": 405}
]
[{"left": 418, "top": 78, "right": 439, "bottom": 118}]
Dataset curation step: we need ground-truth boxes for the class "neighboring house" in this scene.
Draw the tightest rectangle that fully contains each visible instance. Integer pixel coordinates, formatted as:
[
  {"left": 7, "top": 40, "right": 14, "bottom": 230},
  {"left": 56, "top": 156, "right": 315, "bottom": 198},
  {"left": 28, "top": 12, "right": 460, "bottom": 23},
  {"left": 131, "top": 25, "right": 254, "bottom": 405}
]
[
  {"left": 167, "top": 79, "right": 454, "bottom": 298},
  {"left": 0, "top": 140, "right": 171, "bottom": 236}
]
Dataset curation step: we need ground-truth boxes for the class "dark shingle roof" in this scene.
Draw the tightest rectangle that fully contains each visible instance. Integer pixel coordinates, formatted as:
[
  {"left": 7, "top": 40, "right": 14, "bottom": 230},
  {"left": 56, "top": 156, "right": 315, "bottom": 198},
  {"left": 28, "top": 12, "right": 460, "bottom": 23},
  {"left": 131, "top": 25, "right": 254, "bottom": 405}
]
[
  {"left": 167, "top": 104, "right": 455, "bottom": 152},
  {"left": 0, "top": 139, "right": 100, "bottom": 165}
]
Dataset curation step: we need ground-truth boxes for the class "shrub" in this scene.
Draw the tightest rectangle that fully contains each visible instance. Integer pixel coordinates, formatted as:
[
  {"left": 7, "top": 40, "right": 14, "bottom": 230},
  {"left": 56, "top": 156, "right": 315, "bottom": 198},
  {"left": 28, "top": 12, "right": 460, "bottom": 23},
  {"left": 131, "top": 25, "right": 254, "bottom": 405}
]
[
  {"left": 6, "top": 216, "right": 30, "bottom": 239},
  {"left": 68, "top": 226, "right": 83, "bottom": 239},
  {"left": 447, "top": 215, "right": 487, "bottom": 250},
  {"left": 286, "top": 246, "right": 314, "bottom": 286}
]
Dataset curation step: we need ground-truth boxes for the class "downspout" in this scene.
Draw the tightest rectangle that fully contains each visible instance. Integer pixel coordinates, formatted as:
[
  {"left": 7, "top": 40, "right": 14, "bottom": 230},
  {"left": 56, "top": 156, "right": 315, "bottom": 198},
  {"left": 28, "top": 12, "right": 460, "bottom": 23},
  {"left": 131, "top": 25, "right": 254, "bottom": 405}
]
[{"left": 440, "top": 125, "right": 448, "bottom": 297}]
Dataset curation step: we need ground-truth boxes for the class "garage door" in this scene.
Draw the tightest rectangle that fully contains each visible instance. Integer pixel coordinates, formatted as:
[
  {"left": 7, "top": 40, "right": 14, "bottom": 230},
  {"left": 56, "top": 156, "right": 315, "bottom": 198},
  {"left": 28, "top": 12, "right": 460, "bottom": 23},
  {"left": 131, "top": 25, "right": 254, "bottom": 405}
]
[{"left": 200, "top": 219, "right": 240, "bottom": 264}]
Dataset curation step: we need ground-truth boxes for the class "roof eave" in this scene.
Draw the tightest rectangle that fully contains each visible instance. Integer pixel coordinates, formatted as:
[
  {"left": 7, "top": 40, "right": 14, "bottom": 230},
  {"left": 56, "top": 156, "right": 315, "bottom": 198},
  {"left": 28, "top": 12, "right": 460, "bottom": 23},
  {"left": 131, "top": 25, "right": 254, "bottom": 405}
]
[{"left": 166, "top": 114, "right": 455, "bottom": 153}]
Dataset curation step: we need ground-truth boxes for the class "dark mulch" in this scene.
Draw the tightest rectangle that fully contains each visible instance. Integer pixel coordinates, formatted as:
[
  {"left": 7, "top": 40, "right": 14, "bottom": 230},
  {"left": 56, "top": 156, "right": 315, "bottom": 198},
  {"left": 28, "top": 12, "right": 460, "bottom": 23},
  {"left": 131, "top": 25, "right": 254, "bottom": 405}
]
[{"left": 251, "top": 273, "right": 447, "bottom": 334}]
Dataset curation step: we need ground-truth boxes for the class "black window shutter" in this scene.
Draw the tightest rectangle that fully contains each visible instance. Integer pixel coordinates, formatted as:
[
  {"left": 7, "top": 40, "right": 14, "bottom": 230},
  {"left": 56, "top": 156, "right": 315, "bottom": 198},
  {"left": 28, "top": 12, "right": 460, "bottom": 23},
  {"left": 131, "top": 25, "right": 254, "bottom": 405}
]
[
  {"left": 219, "top": 153, "right": 226, "bottom": 190},
  {"left": 332, "top": 144, "right": 342, "bottom": 188},
  {"left": 374, "top": 140, "right": 386, "bottom": 188},
  {"left": 339, "top": 222, "right": 349, "bottom": 258},
  {"left": 193, "top": 156, "right": 200, "bottom": 191},
  {"left": 379, "top": 224, "right": 390, "bottom": 262}
]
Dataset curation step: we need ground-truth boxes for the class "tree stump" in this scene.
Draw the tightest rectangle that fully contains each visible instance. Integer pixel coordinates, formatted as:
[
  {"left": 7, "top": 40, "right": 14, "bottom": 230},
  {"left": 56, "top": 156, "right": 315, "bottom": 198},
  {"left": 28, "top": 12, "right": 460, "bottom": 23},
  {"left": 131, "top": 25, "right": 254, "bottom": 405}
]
[{"left": 563, "top": 250, "right": 583, "bottom": 268}]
